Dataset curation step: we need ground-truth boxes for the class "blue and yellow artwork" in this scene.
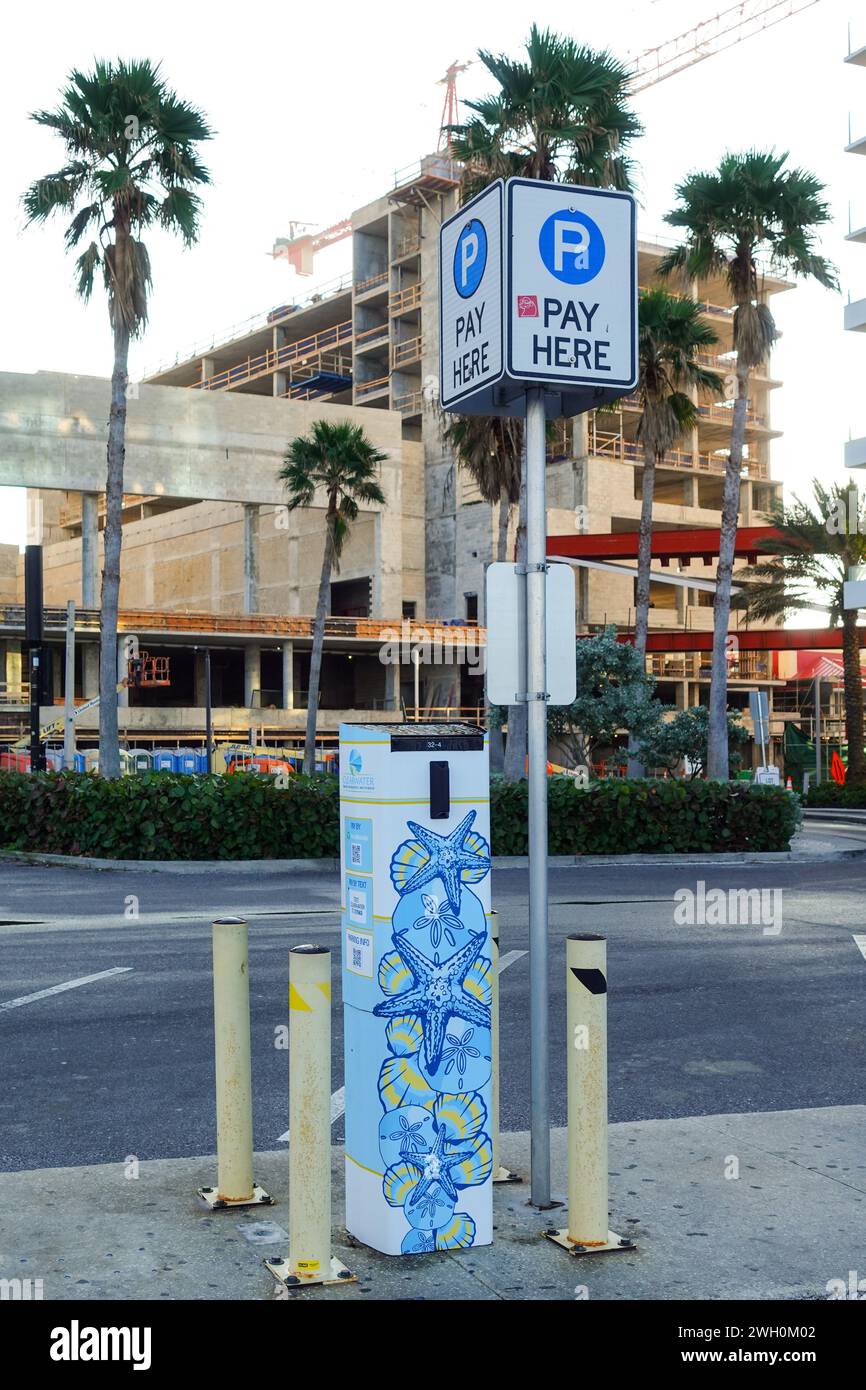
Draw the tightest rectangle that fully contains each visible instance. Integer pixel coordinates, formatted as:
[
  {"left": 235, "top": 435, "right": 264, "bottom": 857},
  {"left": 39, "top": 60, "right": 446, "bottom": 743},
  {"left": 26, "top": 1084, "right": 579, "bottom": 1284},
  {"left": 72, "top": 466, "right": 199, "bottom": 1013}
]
[{"left": 371, "top": 812, "right": 493, "bottom": 1252}]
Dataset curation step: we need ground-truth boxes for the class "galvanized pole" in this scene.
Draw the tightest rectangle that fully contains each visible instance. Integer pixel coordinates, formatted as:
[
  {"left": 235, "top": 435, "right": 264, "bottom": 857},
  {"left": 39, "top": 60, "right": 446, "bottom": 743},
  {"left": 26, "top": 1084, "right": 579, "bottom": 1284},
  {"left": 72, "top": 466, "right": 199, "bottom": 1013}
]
[
  {"left": 815, "top": 676, "right": 821, "bottom": 786},
  {"left": 525, "top": 386, "right": 550, "bottom": 1208},
  {"left": 64, "top": 601, "right": 76, "bottom": 770}
]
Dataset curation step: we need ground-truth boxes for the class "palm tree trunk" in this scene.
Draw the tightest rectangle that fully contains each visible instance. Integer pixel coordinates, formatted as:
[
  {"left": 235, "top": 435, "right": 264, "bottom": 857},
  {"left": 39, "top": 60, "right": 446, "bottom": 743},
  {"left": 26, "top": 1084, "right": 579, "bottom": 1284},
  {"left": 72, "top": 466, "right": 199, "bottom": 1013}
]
[
  {"left": 98, "top": 316, "right": 130, "bottom": 778},
  {"left": 842, "top": 608, "right": 865, "bottom": 784},
  {"left": 707, "top": 357, "right": 750, "bottom": 779},
  {"left": 627, "top": 444, "right": 657, "bottom": 777},
  {"left": 503, "top": 462, "right": 528, "bottom": 782},
  {"left": 304, "top": 516, "right": 333, "bottom": 775},
  {"left": 487, "top": 484, "right": 511, "bottom": 775},
  {"left": 496, "top": 484, "right": 510, "bottom": 563}
]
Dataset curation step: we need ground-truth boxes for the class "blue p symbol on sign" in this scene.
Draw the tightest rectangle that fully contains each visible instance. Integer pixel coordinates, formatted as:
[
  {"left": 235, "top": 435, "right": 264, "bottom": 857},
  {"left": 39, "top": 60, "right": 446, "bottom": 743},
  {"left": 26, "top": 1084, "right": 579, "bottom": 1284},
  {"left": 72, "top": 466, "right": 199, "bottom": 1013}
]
[
  {"left": 538, "top": 208, "right": 605, "bottom": 285},
  {"left": 454, "top": 218, "right": 487, "bottom": 298}
]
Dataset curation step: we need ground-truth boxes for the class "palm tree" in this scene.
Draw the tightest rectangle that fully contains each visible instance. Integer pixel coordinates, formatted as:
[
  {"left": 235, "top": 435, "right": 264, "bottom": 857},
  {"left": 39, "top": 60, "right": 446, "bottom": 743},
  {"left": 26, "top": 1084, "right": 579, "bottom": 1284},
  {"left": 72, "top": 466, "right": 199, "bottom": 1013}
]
[
  {"left": 443, "top": 415, "right": 522, "bottom": 564},
  {"left": 630, "top": 291, "right": 722, "bottom": 662},
  {"left": 732, "top": 481, "right": 866, "bottom": 786},
  {"left": 659, "top": 150, "right": 836, "bottom": 779},
  {"left": 623, "top": 290, "right": 722, "bottom": 775},
  {"left": 443, "top": 415, "right": 523, "bottom": 772},
  {"left": 448, "top": 25, "right": 641, "bottom": 781},
  {"left": 280, "top": 421, "right": 387, "bottom": 775},
  {"left": 22, "top": 60, "right": 212, "bottom": 778},
  {"left": 449, "top": 25, "right": 642, "bottom": 194}
]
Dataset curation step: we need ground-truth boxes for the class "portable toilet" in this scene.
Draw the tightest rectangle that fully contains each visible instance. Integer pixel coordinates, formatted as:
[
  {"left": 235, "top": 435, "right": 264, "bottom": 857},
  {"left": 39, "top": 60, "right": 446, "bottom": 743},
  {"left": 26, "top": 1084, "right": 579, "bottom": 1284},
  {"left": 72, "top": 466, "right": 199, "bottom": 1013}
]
[
  {"left": 74, "top": 752, "right": 87, "bottom": 773},
  {"left": 174, "top": 747, "right": 198, "bottom": 775},
  {"left": 339, "top": 720, "right": 493, "bottom": 1256},
  {"left": 127, "top": 748, "right": 154, "bottom": 774},
  {"left": 153, "top": 749, "right": 176, "bottom": 772},
  {"left": 84, "top": 749, "right": 100, "bottom": 773},
  {"left": 194, "top": 749, "right": 209, "bottom": 774}
]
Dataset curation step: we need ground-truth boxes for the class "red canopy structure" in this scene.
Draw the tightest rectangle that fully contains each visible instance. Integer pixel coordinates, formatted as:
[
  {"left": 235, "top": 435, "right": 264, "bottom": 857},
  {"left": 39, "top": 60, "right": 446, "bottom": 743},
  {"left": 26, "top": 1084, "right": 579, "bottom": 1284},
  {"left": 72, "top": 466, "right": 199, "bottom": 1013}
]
[{"left": 547, "top": 525, "right": 784, "bottom": 567}]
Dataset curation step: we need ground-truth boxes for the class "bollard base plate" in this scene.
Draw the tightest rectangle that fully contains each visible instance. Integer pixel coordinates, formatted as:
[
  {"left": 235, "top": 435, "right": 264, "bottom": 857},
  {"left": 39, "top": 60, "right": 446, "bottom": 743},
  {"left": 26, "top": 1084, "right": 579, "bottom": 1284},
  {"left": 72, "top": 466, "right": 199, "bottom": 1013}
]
[
  {"left": 545, "top": 1227, "right": 635, "bottom": 1256},
  {"left": 265, "top": 1255, "right": 357, "bottom": 1290},
  {"left": 197, "top": 1183, "right": 273, "bottom": 1210},
  {"left": 492, "top": 1165, "right": 522, "bottom": 1184}
]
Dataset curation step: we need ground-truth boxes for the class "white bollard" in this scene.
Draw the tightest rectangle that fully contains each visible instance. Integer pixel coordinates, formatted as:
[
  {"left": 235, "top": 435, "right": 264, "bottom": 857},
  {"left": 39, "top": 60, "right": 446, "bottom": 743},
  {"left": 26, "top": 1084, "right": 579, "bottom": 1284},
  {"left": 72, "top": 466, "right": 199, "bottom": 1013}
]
[
  {"left": 490, "top": 914, "right": 519, "bottom": 1184},
  {"left": 266, "top": 945, "right": 354, "bottom": 1289},
  {"left": 546, "top": 934, "right": 633, "bottom": 1256},
  {"left": 197, "top": 917, "right": 272, "bottom": 1209}
]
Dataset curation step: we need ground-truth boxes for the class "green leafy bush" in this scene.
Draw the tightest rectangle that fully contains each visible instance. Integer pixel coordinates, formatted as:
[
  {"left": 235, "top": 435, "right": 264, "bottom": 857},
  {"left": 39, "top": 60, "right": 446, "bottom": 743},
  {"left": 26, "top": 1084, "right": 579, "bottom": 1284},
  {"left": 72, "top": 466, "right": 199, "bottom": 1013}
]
[
  {"left": 804, "top": 783, "right": 866, "bottom": 809},
  {"left": 491, "top": 776, "right": 800, "bottom": 856},
  {"left": 0, "top": 771, "right": 800, "bottom": 861},
  {"left": 0, "top": 770, "right": 340, "bottom": 860}
]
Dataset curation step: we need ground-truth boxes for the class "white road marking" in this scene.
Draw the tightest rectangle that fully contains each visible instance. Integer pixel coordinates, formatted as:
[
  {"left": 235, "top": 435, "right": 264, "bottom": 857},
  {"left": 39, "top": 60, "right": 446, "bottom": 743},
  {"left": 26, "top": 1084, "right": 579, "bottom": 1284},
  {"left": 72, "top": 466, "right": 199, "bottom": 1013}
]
[
  {"left": 278, "top": 1085, "right": 346, "bottom": 1143},
  {"left": 853, "top": 934, "right": 866, "bottom": 963},
  {"left": 0, "top": 966, "right": 133, "bottom": 1013},
  {"left": 275, "top": 955, "right": 523, "bottom": 1141},
  {"left": 498, "top": 949, "right": 527, "bottom": 973}
]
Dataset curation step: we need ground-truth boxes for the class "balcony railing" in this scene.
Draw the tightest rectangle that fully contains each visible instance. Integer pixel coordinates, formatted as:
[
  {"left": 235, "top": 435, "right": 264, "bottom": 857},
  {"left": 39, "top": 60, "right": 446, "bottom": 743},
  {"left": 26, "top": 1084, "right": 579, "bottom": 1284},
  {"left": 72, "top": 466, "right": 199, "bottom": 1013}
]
[
  {"left": 391, "top": 335, "right": 422, "bottom": 369},
  {"left": 355, "top": 270, "right": 388, "bottom": 295},
  {"left": 587, "top": 428, "right": 769, "bottom": 480},
  {"left": 647, "top": 652, "right": 773, "bottom": 681},
  {"left": 355, "top": 375, "right": 390, "bottom": 400},
  {"left": 390, "top": 283, "right": 422, "bottom": 316},
  {"left": 394, "top": 389, "right": 423, "bottom": 416},
  {"left": 194, "top": 320, "right": 353, "bottom": 392},
  {"left": 355, "top": 322, "right": 390, "bottom": 349},
  {"left": 393, "top": 233, "right": 421, "bottom": 260}
]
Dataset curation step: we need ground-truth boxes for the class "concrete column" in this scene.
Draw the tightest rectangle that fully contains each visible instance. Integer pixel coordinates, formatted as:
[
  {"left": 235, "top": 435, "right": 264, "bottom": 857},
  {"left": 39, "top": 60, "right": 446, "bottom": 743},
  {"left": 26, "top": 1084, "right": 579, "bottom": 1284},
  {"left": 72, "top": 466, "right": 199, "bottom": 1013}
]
[
  {"left": 194, "top": 650, "right": 208, "bottom": 707},
  {"left": 273, "top": 371, "right": 287, "bottom": 397},
  {"left": 201, "top": 357, "right": 216, "bottom": 383},
  {"left": 243, "top": 505, "right": 259, "bottom": 615},
  {"left": 282, "top": 642, "right": 294, "bottom": 710},
  {"left": 82, "top": 644, "right": 99, "bottom": 698},
  {"left": 244, "top": 643, "right": 261, "bottom": 708},
  {"left": 81, "top": 493, "right": 99, "bottom": 608},
  {"left": 117, "top": 637, "right": 129, "bottom": 708},
  {"left": 384, "top": 657, "right": 399, "bottom": 712}
]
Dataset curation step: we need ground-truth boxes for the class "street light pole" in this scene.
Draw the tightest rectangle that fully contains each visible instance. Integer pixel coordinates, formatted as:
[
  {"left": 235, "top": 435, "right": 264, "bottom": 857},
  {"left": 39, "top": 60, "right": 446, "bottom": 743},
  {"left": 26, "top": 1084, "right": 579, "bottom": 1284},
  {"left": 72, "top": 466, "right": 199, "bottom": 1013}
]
[{"left": 525, "top": 386, "right": 551, "bottom": 1209}]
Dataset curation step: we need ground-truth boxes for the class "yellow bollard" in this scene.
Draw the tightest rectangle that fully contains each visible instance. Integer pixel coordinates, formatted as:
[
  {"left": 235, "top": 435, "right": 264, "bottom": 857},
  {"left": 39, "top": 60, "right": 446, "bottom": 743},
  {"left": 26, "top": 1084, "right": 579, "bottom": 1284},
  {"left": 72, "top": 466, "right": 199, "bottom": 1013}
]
[
  {"left": 490, "top": 914, "right": 520, "bottom": 1183},
  {"left": 546, "top": 934, "right": 633, "bottom": 1256},
  {"left": 266, "top": 945, "right": 355, "bottom": 1289},
  {"left": 198, "top": 917, "right": 272, "bottom": 1209}
]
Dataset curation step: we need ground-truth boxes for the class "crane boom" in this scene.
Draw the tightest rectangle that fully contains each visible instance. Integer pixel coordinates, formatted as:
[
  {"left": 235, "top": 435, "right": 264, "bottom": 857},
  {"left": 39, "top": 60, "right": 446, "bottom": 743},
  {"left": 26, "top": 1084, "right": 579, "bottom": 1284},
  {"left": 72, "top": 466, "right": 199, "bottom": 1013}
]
[{"left": 630, "top": 0, "right": 820, "bottom": 93}]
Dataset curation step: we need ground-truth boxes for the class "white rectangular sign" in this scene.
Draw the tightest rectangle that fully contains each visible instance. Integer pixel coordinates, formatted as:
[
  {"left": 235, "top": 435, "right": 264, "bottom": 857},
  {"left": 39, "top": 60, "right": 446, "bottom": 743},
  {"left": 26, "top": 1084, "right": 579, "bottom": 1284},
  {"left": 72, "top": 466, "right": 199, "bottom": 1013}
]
[
  {"left": 439, "top": 180, "right": 504, "bottom": 410},
  {"left": 485, "top": 562, "right": 576, "bottom": 706},
  {"left": 507, "top": 180, "right": 637, "bottom": 392},
  {"left": 844, "top": 577, "right": 866, "bottom": 609}
]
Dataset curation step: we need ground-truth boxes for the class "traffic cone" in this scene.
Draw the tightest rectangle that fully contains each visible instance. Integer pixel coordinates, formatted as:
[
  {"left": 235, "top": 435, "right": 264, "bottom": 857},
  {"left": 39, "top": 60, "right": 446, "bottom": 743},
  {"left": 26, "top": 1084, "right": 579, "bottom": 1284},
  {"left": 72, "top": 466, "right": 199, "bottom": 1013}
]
[{"left": 786, "top": 775, "right": 793, "bottom": 790}]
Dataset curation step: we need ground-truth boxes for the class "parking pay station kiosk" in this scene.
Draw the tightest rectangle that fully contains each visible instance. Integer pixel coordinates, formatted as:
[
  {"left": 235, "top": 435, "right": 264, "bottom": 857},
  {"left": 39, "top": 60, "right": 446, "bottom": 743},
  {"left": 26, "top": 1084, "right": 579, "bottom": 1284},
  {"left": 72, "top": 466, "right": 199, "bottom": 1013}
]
[{"left": 339, "top": 721, "right": 493, "bottom": 1255}]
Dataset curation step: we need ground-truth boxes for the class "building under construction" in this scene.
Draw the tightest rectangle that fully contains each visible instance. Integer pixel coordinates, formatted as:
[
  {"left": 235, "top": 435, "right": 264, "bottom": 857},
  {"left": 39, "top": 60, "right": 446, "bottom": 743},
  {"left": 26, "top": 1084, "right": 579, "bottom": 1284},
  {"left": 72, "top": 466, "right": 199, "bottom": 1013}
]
[{"left": 0, "top": 0, "right": 840, "bottom": 766}]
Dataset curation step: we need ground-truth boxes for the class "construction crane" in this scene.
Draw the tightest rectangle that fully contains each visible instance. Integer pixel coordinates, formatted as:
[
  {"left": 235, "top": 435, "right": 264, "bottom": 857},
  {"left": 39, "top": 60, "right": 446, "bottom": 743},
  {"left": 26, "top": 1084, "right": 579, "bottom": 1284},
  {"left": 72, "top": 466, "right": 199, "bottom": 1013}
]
[
  {"left": 272, "top": 0, "right": 822, "bottom": 276},
  {"left": 630, "top": 0, "right": 820, "bottom": 92},
  {"left": 437, "top": 59, "right": 474, "bottom": 152}
]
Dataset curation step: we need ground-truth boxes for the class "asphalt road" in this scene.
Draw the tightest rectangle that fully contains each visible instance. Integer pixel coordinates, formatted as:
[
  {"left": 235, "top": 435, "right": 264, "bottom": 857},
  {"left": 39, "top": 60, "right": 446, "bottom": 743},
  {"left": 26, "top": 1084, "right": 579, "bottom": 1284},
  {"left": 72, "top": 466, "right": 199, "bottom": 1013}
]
[{"left": 1, "top": 829, "right": 865, "bottom": 1173}]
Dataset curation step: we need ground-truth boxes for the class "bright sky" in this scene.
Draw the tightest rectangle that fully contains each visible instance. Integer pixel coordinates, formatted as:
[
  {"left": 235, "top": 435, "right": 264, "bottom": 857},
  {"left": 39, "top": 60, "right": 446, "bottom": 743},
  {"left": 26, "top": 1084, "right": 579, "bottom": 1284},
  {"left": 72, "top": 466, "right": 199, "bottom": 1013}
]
[{"left": 0, "top": 0, "right": 863, "bottom": 548}]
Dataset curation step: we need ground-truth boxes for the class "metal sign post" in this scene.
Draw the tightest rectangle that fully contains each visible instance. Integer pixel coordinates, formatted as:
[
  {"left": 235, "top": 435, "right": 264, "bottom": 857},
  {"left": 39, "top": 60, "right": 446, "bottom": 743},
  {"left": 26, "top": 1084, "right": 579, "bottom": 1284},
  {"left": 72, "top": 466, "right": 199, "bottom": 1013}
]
[
  {"left": 440, "top": 177, "right": 637, "bottom": 1210},
  {"left": 525, "top": 385, "right": 551, "bottom": 1206}
]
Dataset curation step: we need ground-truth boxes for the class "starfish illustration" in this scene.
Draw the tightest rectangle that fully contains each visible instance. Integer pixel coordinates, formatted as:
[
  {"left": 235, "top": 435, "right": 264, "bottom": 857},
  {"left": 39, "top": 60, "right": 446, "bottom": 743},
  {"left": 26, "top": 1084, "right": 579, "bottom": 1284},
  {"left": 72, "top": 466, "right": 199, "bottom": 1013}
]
[
  {"left": 399, "top": 810, "right": 489, "bottom": 912},
  {"left": 406, "top": 1124, "right": 477, "bottom": 1214},
  {"left": 373, "top": 929, "right": 490, "bottom": 1072}
]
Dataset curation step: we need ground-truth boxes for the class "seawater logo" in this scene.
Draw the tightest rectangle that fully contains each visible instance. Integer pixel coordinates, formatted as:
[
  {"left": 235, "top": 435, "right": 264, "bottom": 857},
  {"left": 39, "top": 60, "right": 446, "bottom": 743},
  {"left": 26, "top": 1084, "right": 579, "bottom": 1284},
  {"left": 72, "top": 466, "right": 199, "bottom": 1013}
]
[
  {"left": 342, "top": 748, "right": 374, "bottom": 792},
  {"left": 539, "top": 207, "right": 605, "bottom": 285},
  {"left": 454, "top": 218, "right": 487, "bottom": 298}
]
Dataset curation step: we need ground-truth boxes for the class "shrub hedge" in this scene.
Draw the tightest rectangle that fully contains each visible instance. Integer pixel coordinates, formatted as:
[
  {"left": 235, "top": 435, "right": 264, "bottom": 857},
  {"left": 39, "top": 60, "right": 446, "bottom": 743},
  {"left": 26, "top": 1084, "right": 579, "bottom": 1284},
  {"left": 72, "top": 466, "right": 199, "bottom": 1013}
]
[
  {"left": 804, "top": 782, "right": 866, "bottom": 809},
  {"left": 491, "top": 776, "right": 800, "bottom": 856},
  {"left": 0, "top": 770, "right": 801, "bottom": 860}
]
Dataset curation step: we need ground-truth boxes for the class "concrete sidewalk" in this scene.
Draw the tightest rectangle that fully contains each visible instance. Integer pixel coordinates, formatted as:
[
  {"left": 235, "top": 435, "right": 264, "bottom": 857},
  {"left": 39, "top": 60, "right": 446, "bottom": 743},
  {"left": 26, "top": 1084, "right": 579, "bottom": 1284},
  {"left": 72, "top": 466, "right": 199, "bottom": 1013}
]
[{"left": 2, "top": 1106, "right": 863, "bottom": 1301}]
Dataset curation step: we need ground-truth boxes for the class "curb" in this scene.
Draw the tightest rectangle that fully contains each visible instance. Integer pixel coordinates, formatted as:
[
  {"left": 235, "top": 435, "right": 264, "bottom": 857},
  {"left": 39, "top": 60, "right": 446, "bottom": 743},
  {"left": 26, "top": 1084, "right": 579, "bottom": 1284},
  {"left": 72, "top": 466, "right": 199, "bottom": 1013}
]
[{"left": 2, "top": 846, "right": 864, "bottom": 874}]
